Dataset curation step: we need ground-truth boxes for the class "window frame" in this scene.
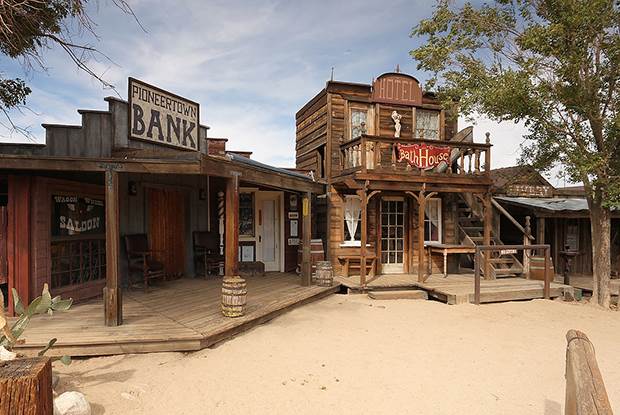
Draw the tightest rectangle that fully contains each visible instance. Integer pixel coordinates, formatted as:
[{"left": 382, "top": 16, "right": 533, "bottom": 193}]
[
  {"left": 414, "top": 108, "right": 441, "bottom": 140},
  {"left": 423, "top": 197, "right": 442, "bottom": 244}
]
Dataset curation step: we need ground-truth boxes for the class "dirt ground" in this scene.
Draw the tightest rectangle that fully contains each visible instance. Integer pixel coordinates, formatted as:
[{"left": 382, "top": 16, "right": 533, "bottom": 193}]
[{"left": 54, "top": 295, "right": 620, "bottom": 415}]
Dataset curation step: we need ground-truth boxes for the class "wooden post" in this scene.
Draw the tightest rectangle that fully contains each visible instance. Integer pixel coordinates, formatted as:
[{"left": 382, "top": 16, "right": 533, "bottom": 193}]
[
  {"left": 0, "top": 357, "right": 53, "bottom": 414},
  {"left": 565, "top": 330, "right": 612, "bottom": 415},
  {"left": 417, "top": 190, "right": 426, "bottom": 283},
  {"left": 474, "top": 248, "right": 481, "bottom": 305},
  {"left": 301, "top": 191, "right": 312, "bottom": 286},
  {"left": 483, "top": 192, "right": 493, "bottom": 280},
  {"left": 7, "top": 175, "right": 31, "bottom": 316},
  {"left": 484, "top": 132, "right": 491, "bottom": 174},
  {"left": 225, "top": 173, "right": 240, "bottom": 277},
  {"left": 358, "top": 190, "right": 367, "bottom": 287},
  {"left": 537, "top": 216, "right": 546, "bottom": 245},
  {"left": 523, "top": 216, "right": 532, "bottom": 278},
  {"left": 544, "top": 246, "right": 551, "bottom": 299},
  {"left": 104, "top": 169, "right": 122, "bottom": 326}
]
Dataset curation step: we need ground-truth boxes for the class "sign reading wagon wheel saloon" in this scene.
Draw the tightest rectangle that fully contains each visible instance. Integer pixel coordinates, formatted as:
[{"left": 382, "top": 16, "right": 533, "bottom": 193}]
[
  {"left": 396, "top": 143, "right": 451, "bottom": 170},
  {"left": 128, "top": 77, "right": 200, "bottom": 151}
]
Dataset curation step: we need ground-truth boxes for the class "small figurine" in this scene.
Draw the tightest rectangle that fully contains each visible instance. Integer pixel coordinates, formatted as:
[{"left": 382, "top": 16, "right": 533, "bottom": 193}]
[{"left": 391, "top": 111, "right": 402, "bottom": 138}]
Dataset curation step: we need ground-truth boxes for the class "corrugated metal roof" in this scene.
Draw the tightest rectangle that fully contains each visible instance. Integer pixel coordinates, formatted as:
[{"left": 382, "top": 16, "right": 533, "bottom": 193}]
[
  {"left": 227, "top": 152, "right": 315, "bottom": 181},
  {"left": 495, "top": 196, "right": 589, "bottom": 212}
]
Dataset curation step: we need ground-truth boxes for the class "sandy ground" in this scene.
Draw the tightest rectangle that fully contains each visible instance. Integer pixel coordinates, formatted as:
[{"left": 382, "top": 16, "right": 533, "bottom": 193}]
[{"left": 54, "top": 295, "right": 620, "bottom": 415}]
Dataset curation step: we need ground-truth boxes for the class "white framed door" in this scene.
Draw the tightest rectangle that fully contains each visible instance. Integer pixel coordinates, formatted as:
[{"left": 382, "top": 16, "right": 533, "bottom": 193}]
[
  {"left": 381, "top": 197, "right": 405, "bottom": 274},
  {"left": 256, "top": 192, "right": 282, "bottom": 272}
]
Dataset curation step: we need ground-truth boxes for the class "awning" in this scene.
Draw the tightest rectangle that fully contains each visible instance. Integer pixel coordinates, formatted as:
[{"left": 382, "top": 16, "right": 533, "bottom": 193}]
[{"left": 494, "top": 196, "right": 590, "bottom": 214}]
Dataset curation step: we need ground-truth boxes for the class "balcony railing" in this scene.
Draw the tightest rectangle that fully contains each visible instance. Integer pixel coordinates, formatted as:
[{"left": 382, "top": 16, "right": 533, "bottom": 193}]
[{"left": 339, "top": 134, "right": 491, "bottom": 177}]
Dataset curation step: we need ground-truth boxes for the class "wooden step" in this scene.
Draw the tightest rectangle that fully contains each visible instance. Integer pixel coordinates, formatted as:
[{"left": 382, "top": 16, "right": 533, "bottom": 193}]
[
  {"left": 493, "top": 268, "right": 524, "bottom": 275},
  {"left": 461, "top": 226, "right": 484, "bottom": 233},
  {"left": 488, "top": 258, "right": 515, "bottom": 264},
  {"left": 368, "top": 290, "right": 428, "bottom": 300}
]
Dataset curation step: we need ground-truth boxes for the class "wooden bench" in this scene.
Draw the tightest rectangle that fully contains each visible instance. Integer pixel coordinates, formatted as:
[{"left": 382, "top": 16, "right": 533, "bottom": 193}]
[{"left": 338, "top": 254, "right": 376, "bottom": 278}]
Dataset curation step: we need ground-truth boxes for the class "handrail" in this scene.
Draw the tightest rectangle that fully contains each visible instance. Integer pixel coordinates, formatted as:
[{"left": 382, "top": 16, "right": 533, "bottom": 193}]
[
  {"left": 356, "top": 134, "right": 492, "bottom": 150},
  {"left": 492, "top": 198, "right": 535, "bottom": 240}
]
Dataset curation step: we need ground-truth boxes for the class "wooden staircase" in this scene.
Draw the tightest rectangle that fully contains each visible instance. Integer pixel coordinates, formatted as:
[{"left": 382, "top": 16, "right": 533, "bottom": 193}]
[{"left": 456, "top": 197, "right": 524, "bottom": 278}]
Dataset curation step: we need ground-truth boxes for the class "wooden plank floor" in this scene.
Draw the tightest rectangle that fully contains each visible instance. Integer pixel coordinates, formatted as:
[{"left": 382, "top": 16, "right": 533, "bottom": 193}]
[
  {"left": 335, "top": 273, "right": 571, "bottom": 304},
  {"left": 13, "top": 273, "right": 339, "bottom": 357}
]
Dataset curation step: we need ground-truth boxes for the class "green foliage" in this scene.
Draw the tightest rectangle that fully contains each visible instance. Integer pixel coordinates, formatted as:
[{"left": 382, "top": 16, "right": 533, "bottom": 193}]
[
  {"left": 0, "top": 284, "right": 72, "bottom": 364},
  {"left": 411, "top": 0, "right": 620, "bottom": 207}
]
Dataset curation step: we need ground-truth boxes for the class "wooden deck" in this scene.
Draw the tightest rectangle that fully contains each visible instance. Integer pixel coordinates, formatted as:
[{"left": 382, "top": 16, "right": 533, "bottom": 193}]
[
  {"left": 13, "top": 273, "right": 339, "bottom": 357},
  {"left": 335, "top": 273, "right": 572, "bottom": 304}
]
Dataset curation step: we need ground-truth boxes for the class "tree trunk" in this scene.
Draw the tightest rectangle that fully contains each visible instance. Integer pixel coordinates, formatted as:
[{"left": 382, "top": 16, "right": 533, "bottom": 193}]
[{"left": 588, "top": 195, "right": 611, "bottom": 308}]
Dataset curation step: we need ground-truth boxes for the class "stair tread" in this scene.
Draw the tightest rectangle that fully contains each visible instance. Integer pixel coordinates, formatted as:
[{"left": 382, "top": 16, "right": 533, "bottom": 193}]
[{"left": 368, "top": 290, "right": 428, "bottom": 300}]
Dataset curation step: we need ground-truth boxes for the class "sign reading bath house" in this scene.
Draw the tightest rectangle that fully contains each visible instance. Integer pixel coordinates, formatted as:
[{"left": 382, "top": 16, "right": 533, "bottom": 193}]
[{"left": 128, "top": 77, "right": 200, "bottom": 151}]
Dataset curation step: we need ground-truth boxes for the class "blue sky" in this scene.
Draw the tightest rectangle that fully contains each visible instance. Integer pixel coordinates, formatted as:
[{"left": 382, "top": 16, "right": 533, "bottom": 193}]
[{"left": 0, "top": 0, "right": 549, "bottom": 180}]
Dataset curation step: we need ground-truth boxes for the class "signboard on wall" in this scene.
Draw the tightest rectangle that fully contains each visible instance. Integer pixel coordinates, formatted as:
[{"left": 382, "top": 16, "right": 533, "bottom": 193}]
[
  {"left": 52, "top": 195, "right": 105, "bottom": 236},
  {"left": 371, "top": 73, "right": 422, "bottom": 106},
  {"left": 128, "top": 77, "right": 200, "bottom": 151},
  {"left": 396, "top": 143, "right": 451, "bottom": 170}
]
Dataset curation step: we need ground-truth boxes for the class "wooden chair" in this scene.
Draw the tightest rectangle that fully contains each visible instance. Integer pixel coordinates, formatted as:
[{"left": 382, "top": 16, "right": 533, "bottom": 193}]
[
  {"left": 193, "top": 231, "right": 223, "bottom": 277},
  {"left": 124, "top": 234, "right": 166, "bottom": 291}
]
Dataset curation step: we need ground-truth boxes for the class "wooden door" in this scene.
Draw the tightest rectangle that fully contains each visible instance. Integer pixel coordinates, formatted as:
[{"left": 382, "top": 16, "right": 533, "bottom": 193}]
[
  {"left": 148, "top": 188, "right": 186, "bottom": 277},
  {"left": 380, "top": 198, "right": 405, "bottom": 274},
  {"left": 257, "top": 193, "right": 281, "bottom": 272}
]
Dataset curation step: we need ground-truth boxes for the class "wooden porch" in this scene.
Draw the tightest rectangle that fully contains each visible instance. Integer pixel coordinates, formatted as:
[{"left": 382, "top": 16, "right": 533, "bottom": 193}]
[
  {"left": 13, "top": 273, "right": 339, "bottom": 357},
  {"left": 335, "top": 273, "right": 572, "bottom": 304}
]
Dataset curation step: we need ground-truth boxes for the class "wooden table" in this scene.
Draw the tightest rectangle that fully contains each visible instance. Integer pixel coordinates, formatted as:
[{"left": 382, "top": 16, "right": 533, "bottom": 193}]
[{"left": 426, "top": 243, "right": 476, "bottom": 277}]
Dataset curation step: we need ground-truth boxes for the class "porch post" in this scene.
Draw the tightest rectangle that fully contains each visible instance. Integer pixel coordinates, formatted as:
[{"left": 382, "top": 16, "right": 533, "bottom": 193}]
[
  {"left": 224, "top": 174, "right": 240, "bottom": 276},
  {"left": 417, "top": 190, "right": 426, "bottom": 283},
  {"left": 301, "top": 191, "right": 312, "bottom": 286},
  {"left": 103, "top": 169, "right": 122, "bottom": 326},
  {"left": 7, "top": 176, "right": 31, "bottom": 316},
  {"left": 536, "top": 217, "right": 545, "bottom": 245},
  {"left": 483, "top": 192, "right": 493, "bottom": 280},
  {"left": 358, "top": 190, "right": 368, "bottom": 287}
]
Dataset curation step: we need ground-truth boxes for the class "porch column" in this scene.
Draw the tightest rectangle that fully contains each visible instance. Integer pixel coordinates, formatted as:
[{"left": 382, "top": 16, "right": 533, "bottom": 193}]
[
  {"left": 536, "top": 217, "right": 545, "bottom": 245},
  {"left": 7, "top": 176, "right": 31, "bottom": 316},
  {"left": 301, "top": 191, "right": 312, "bottom": 286},
  {"left": 483, "top": 192, "right": 493, "bottom": 280},
  {"left": 224, "top": 174, "right": 240, "bottom": 276},
  {"left": 104, "top": 169, "right": 122, "bottom": 326},
  {"left": 417, "top": 191, "right": 426, "bottom": 283},
  {"left": 357, "top": 190, "right": 368, "bottom": 287}
]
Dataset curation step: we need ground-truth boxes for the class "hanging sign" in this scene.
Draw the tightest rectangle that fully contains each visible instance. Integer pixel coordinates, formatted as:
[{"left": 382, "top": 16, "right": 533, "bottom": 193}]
[
  {"left": 52, "top": 195, "right": 105, "bottom": 236},
  {"left": 396, "top": 143, "right": 451, "bottom": 170},
  {"left": 128, "top": 77, "right": 200, "bottom": 151}
]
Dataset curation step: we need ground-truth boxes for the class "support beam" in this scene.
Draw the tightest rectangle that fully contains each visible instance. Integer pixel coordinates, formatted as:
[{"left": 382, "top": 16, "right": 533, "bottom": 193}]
[
  {"left": 7, "top": 176, "right": 31, "bottom": 316},
  {"left": 301, "top": 191, "right": 312, "bottom": 286},
  {"left": 357, "top": 189, "right": 368, "bottom": 287},
  {"left": 103, "top": 169, "right": 122, "bottom": 326},
  {"left": 483, "top": 192, "right": 493, "bottom": 280},
  {"left": 537, "top": 217, "right": 546, "bottom": 245},
  {"left": 417, "top": 191, "right": 426, "bottom": 283},
  {"left": 225, "top": 173, "right": 240, "bottom": 277}
]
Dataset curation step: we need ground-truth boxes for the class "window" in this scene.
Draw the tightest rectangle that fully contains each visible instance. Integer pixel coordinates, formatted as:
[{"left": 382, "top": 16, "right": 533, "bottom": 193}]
[
  {"left": 343, "top": 195, "right": 361, "bottom": 245},
  {"left": 51, "top": 238, "right": 106, "bottom": 289},
  {"left": 565, "top": 221, "right": 579, "bottom": 251},
  {"left": 350, "top": 109, "right": 368, "bottom": 140},
  {"left": 415, "top": 109, "right": 440, "bottom": 140},
  {"left": 239, "top": 192, "right": 255, "bottom": 237},
  {"left": 424, "top": 198, "right": 442, "bottom": 243}
]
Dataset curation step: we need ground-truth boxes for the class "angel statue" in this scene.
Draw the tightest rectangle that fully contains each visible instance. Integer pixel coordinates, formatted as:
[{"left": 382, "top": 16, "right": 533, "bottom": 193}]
[{"left": 391, "top": 111, "right": 402, "bottom": 138}]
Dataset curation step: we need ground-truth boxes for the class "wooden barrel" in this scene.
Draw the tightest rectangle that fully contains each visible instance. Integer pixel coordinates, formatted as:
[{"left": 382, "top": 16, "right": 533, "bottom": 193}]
[
  {"left": 315, "top": 261, "right": 333, "bottom": 287},
  {"left": 221, "top": 276, "right": 247, "bottom": 317},
  {"left": 529, "top": 256, "right": 554, "bottom": 281},
  {"left": 297, "top": 239, "right": 324, "bottom": 275}
]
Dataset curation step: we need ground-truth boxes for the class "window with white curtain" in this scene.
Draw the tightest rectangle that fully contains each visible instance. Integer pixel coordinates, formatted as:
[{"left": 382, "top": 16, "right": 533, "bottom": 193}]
[
  {"left": 415, "top": 109, "right": 440, "bottom": 140},
  {"left": 350, "top": 109, "right": 368, "bottom": 140},
  {"left": 424, "top": 198, "right": 442, "bottom": 243},
  {"left": 343, "top": 195, "right": 361, "bottom": 245}
]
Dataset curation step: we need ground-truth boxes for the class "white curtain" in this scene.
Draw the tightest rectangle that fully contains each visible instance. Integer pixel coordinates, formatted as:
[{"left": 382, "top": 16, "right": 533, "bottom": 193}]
[{"left": 344, "top": 195, "right": 362, "bottom": 242}]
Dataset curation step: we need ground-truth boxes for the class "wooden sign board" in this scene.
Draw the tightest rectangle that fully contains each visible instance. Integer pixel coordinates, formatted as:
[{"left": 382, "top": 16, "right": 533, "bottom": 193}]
[
  {"left": 128, "top": 77, "right": 200, "bottom": 151},
  {"left": 372, "top": 73, "right": 422, "bottom": 106},
  {"left": 397, "top": 143, "right": 450, "bottom": 170}
]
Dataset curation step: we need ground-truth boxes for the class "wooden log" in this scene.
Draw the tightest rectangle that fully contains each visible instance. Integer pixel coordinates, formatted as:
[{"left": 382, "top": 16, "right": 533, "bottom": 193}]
[
  {"left": 565, "top": 330, "right": 612, "bottom": 415},
  {"left": 0, "top": 357, "right": 53, "bottom": 415},
  {"left": 104, "top": 169, "right": 122, "bottom": 326},
  {"left": 225, "top": 174, "right": 240, "bottom": 277}
]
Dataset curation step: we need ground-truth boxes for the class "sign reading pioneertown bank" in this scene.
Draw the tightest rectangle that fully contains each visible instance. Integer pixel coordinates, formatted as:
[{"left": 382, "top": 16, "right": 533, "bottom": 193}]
[
  {"left": 397, "top": 143, "right": 451, "bottom": 170},
  {"left": 52, "top": 195, "right": 105, "bottom": 237},
  {"left": 128, "top": 77, "right": 200, "bottom": 151}
]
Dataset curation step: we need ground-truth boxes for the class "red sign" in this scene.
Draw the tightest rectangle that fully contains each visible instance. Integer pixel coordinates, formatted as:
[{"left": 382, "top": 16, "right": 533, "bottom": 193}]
[
  {"left": 397, "top": 143, "right": 451, "bottom": 170},
  {"left": 371, "top": 73, "right": 422, "bottom": 106}
]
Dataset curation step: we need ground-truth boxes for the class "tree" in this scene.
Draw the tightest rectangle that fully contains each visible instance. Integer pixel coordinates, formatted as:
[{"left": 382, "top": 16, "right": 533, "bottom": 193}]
[
  {"left": 411, "top": 0, "right": 620, "bottom": 307},
  {"left": 0, "top": 0, "right": 140, "bottom": 137}
]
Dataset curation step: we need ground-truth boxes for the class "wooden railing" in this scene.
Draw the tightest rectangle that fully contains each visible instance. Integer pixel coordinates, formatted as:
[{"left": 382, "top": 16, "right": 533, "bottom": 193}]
[{"left": 339, "top": 135, "right": 492, "bottom": 176}]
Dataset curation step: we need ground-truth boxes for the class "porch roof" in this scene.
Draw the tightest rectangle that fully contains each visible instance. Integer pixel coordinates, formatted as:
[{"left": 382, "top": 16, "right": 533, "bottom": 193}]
[{"left": 495, "top": 196, "right": 590, "bottom": 214}]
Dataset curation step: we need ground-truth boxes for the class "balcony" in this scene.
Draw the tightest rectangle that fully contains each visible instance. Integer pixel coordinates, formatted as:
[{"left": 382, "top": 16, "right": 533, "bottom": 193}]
[{"left": 339, "top": 134, "right": 491, "bottom": 179}]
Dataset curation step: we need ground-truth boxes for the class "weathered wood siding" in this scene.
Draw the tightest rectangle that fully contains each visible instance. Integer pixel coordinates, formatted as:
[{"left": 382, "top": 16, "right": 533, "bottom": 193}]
[{"left": 295, "top": 90, "right": 328, "bottom": 174}]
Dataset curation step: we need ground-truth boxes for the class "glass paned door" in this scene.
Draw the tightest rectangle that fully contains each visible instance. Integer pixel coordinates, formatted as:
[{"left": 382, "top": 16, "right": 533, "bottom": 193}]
[{"left": 381, "top": 199, "right": 405, "bottom": 274}]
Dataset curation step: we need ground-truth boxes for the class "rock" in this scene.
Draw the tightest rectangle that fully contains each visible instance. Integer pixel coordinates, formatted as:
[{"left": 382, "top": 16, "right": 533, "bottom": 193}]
[
  {"left": 0, "top": 346, "right": 16, "bottom": 361},
  {"left": 54, "top": 391, "right": 91, "bottom": 415},
  {"left": 52, "top": 374, "right": 60, "bottom": 389}
]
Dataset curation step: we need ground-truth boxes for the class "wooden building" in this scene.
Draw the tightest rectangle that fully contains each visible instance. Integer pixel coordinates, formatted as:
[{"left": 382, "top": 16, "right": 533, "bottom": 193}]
[
  {"left": 295, "top": 71, "right": 527, "bottom": 284},
  {"left": 491, "top": 166, "right": 620, "bottom": 279},
  {"left": 0, "top": 79, "right": 323, "bottom": 327}
]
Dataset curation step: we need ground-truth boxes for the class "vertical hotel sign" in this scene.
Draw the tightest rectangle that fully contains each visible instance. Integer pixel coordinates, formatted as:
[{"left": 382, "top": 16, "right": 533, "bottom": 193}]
[{"left": 128, "top": 78, "right": 200, "bottom": 151}]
